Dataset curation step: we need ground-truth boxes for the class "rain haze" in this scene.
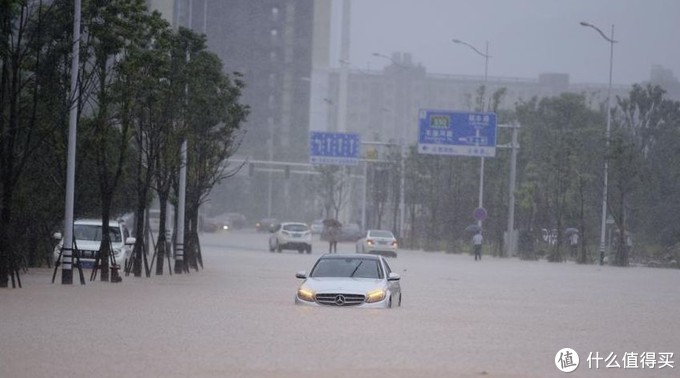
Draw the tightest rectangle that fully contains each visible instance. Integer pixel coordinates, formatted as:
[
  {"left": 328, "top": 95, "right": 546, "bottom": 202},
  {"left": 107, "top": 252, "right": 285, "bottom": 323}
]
[
  {"left": 2, "top": 1, "right": 680, "bottom": 377},
  {"left": 342, "top": 0, "right": 680, "bottom": 85}
]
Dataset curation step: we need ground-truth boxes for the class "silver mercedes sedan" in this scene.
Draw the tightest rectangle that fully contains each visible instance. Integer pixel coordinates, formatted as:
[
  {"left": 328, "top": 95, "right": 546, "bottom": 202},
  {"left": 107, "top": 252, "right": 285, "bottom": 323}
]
[{"left": 294, "top": 254, "right": 401, "bottom": 308}]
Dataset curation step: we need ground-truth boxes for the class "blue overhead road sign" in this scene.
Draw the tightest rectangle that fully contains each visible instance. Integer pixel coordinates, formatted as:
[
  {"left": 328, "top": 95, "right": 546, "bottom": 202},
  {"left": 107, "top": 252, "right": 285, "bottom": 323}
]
[
  {"left": 309, "top": 131, "right": 360, "bottom": 165},
  {"left": 418, "top": 110, "right": 497, "bottom": 157}
]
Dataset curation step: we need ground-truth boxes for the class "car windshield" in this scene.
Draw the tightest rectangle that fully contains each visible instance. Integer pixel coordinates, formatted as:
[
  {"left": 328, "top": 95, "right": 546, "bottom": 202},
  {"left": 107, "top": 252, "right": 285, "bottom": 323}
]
[
  {"left": 310, "top": 257, "right": 383, "bottom": 279},
  {"left": 369, "top": 230, "right": 394, "bottom": 238},
  {"left": 73, "top": 224, "right": 122, "bottom": 243},
  {"left": 283, "top": 224, "right": 308, "bottom": 232}
]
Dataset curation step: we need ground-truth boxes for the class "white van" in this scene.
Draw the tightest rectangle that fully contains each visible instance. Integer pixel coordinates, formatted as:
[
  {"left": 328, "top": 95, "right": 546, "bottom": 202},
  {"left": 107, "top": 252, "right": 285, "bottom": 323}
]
[{"left": 53, "top": 219, "right": 135, "bottom": 269}]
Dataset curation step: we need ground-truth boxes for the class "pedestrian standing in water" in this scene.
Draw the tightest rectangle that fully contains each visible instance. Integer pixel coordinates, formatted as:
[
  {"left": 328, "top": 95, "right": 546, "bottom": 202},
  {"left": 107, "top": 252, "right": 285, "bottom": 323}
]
[
  {"left": 328, "top": 225, "right": 339, "bottom": 253},
  {"left": 472, "top": 231, "right": 483, "bottom": 261}
]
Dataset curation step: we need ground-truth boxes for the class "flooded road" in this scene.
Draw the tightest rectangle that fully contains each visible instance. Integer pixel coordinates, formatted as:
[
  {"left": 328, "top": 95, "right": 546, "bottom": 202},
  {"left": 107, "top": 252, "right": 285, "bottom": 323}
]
[{"left": 2, "top": 230, "right": 678, "bottom": 377}]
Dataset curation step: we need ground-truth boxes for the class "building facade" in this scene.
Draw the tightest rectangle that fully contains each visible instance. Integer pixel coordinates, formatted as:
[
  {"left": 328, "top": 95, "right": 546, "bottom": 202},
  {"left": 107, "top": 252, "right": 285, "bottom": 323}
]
[
  {"left": 317, "top": 51, "right": 642, "bottom": 149},
  {"left": 152, "top": 0, "right": 331, "bottom": 164}
]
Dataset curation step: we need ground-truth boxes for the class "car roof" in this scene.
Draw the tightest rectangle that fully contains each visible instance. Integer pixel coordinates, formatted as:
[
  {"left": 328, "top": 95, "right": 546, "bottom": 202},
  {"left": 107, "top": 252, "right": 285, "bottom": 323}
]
[{"left": 280, "top": 222, "right": 308, "bottom": 226}]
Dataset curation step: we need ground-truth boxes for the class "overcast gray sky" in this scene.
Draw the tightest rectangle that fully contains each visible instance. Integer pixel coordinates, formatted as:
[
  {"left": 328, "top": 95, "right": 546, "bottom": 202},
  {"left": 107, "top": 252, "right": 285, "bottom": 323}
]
[{"left": 339, "top": 0, "right": 680, "bottom": 85}]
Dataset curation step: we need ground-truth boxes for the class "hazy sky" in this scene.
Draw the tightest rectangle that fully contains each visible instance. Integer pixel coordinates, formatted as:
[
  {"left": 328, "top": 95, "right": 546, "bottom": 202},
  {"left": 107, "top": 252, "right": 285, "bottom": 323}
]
[{"left": 338, "top": 0, "right": 680, "bottom": 85}]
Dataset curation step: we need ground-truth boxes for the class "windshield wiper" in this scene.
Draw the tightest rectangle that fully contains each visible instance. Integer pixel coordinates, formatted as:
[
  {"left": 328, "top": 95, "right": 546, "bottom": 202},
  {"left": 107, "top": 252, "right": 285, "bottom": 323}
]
[{"left": 349, "top": 261, "right": 363, "bottom": 277}]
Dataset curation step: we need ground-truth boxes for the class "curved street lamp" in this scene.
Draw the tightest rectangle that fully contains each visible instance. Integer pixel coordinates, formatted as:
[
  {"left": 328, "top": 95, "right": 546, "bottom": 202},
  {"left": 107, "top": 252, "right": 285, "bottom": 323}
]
[
  {"left": 371, "top": 52, "right": 408, "bottom": 239},
  {"left": 451, "top": 39, "right": 490, "bottom": 84},
  {"left": 372, "top": 52, "right": 410, "bottom": 69},
  {"left": 451, "top": 38, "right": 491, "bottom": 228},
  {"left": 580, "top": 22, "right": 616, "bottom": 265}
]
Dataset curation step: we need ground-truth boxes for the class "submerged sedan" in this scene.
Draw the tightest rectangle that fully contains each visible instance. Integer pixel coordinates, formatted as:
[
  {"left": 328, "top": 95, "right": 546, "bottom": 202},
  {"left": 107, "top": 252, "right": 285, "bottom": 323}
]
[{"left": 295, "top": 254, "right": 401, "bottom": 308}]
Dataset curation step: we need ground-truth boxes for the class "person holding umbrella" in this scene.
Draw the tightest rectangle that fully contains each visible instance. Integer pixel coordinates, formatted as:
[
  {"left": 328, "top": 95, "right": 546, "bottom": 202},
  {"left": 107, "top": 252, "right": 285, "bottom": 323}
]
[{"left": 323, "top": 219, "right": 341, "bottom": 253}]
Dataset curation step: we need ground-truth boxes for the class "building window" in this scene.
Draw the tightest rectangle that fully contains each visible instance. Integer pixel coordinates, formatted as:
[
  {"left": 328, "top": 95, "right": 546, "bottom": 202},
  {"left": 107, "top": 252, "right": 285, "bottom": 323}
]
[{"left": 271, "top": 7, "right": 279, "bottom": 20}]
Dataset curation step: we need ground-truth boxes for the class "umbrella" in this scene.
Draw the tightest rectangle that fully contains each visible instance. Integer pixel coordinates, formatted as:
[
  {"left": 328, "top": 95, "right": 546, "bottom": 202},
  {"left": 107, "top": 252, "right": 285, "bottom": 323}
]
[
  {"left": 565, "top": 228, "right": 579, "bottom": 236},
  {"left": 323, "top": 218, "right": 342, "bottom": 228},
  {"left": 465, "top": 224, "right": 482, "bottom": 233}
]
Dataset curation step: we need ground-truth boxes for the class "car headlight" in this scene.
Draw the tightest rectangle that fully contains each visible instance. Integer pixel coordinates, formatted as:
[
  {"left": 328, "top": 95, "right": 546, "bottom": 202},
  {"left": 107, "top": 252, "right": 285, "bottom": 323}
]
[
  {"left": 112, "top": 248, "right": 122, "bottom": 257},
  {"left": 391, "top": 241, "right": 398, "bottom": 248},
  {"left": 222, "top": 225, "right": 229, "bottom": 230},
  {"left": 365, "top": 289, "right": 386, "bottom": 303},
  {"left": 367, "top": 239, "right": 374, "bottom": 246},
  {"left": 297, "top": 287, "right": 315, "bottom": 302}
]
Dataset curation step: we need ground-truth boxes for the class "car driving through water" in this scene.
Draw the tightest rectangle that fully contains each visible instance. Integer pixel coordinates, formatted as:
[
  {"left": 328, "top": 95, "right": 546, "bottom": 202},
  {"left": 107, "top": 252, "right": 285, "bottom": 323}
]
[{"left": 295, "top": 254, "right": 401, "bottom": 308}]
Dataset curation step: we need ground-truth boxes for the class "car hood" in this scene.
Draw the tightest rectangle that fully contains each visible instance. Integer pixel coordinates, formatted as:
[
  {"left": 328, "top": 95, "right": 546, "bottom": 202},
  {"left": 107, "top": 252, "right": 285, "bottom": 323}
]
[{"left": 302, "top": 277, "right": 385, "bottom": 294}]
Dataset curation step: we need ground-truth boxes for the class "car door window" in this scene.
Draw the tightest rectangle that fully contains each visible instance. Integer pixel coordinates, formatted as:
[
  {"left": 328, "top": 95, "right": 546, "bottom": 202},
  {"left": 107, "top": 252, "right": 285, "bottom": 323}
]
[{"left": 383, "top": 259, "right": 392, "bottom": 275}]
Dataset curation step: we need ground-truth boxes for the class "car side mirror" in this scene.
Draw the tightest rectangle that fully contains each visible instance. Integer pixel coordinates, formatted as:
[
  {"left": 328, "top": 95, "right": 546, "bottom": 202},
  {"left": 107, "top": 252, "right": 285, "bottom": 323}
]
[
  {"left": 295, "top": 271, "right": 307, "bottom": 279},
  {"left": 125, "top": 237, "right": 136, "bottom": 245},
  {"left": 387, "top": 272, "right": 400, "bottom": 281}
]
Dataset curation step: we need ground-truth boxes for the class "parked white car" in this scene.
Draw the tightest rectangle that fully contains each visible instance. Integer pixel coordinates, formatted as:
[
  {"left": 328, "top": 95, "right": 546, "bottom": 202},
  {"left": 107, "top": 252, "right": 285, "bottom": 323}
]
[
  {"left": 269, "top": 222, "right": 312, "bottom": 254},
  {"left": 356, "top": 229, "right": 398, "bottom": 257},
  {"left": 53, "top": 219, "right": 135, "bottom": 269}
]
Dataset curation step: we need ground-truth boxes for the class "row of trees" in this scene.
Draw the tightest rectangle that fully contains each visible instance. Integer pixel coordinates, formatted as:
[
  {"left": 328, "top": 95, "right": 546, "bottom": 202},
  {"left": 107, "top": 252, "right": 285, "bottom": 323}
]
[
  {"left": 0, "top": 0, "right": 248, "bottom": 287},
  {"left": 326, "top": 84, "right": 680, "bottom": 267}
]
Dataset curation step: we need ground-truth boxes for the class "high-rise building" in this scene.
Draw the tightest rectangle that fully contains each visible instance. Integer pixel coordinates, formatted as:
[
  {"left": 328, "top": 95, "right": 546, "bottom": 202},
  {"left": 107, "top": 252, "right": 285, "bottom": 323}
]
[
  {"left": 150, "top": 0, "right": 332, "bottom": 164},
  {"left": 146, "top": 1, "right": 333, "bottom": 221}
]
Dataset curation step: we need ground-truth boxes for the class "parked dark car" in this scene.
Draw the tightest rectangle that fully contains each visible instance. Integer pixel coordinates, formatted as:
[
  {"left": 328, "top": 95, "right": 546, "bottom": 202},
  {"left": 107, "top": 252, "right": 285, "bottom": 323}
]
[
  {"left": 202, "top": 213, "right": 247, "bottom": 232},
  {"left": 222, "top": 212, "right": 247, "bottom": 230},
  {"left": 256, "top": 217, "right": 278, "bottom": 233}
]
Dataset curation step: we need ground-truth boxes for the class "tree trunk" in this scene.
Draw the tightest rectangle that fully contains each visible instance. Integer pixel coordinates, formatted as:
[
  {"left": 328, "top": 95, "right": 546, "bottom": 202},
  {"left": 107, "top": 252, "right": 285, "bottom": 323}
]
[
  {"left": 614, "top": 191, "right": 629, "bottom": 267},
  {"left": 155, "top": 191, "right": 171, "bottom": 275},
  {"left": 97, "top": 192, "right": 115, "bottom": 282},
  {"left": 0, "top": 189, "right": 14, "bottom": 287},
  {"left": 132, "top": 141, "right": 154, "bottom": 277}
]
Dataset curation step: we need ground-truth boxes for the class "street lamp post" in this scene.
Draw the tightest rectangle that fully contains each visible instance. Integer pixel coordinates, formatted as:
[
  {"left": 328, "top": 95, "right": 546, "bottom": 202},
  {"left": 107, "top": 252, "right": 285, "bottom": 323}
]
[
  {"left": 61, "top": 0, "right": 81, "bottom": 285},
  {"left": 371, "top": 52, "right": 409, "bottom": 239},
  {"left": 452, "top": 39, "right": 490, "bottom": 227},
  {"left": 580, "top": 22, "right": 616, "bottom": 265}
]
